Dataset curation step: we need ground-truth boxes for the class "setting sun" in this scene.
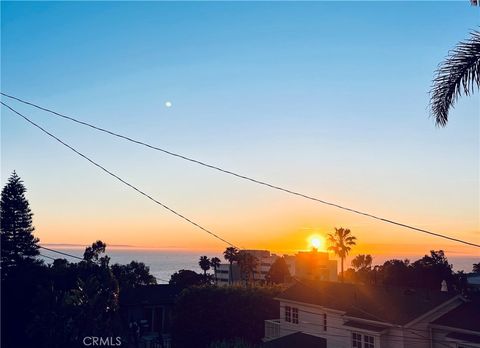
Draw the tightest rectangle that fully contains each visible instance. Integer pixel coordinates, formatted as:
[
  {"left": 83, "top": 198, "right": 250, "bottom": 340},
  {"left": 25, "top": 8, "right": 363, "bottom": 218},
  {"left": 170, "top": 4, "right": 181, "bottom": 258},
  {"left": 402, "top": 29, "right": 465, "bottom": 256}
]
[{"left": 308, "top": 234, "right": 326, "bottom": 251}]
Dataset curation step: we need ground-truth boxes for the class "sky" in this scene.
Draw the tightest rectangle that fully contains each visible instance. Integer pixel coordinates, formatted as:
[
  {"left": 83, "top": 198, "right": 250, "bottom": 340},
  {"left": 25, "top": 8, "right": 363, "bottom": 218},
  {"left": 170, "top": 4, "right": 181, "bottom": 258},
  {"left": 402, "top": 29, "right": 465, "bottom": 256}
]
[{"left": 1, "top": 2, "right": 479, "bottom": 259}]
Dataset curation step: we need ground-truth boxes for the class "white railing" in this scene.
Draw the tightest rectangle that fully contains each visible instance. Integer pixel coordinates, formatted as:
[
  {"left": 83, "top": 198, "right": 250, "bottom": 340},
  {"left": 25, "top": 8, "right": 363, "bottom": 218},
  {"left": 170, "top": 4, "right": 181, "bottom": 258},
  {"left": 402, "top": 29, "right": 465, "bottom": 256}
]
[{"left": 264, "top": 319, "right": 281, "bottom": 341}]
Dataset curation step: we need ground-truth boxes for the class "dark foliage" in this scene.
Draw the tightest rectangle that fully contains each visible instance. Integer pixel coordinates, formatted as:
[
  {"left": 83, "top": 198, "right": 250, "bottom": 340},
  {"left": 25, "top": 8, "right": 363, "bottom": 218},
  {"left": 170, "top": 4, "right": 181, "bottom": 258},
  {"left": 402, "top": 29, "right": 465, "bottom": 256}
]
[
  {"left": 111, "top": 260, "right": 157, "bottom": 290},
  {"left": 171, "top": 286, "right": 281, "bottom": 348},
  {"left": 344, "top": 251, "right": 469, "bottom": 293},
  {"left": 169, "top": 269, "right": 206, "bottom": 289},
  {"left": 1, "top": 171, "right": 39, "bottom": 279},
  {"left": 265, "top": 257, "right": 291, "bottom": 284}
]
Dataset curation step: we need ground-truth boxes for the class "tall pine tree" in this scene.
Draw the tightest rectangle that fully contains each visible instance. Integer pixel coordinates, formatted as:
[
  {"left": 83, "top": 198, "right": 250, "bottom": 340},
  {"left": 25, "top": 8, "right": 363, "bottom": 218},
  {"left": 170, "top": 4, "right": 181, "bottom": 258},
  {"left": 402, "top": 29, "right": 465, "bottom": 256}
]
[{"left": 1, "top": 171, "right": 39, "bottom": 277}]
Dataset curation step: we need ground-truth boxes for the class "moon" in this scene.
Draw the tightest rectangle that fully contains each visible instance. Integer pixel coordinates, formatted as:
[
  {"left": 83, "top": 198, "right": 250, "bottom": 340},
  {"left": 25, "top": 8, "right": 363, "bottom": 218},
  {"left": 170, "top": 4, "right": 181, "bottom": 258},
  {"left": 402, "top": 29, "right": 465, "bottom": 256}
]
[{"left": 165, "top": 101, "right": 172, "bottom": 108}]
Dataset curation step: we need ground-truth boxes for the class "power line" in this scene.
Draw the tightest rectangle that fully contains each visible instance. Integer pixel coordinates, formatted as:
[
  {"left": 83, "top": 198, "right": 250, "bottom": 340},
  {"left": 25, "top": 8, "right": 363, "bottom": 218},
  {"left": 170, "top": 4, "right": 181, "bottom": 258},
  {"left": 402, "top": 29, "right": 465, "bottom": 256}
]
[
  {"left": 39, "top": 245, "right": 84, "bottom": 260},
  {"left": 1, "top": 92, "right": 478, "bottom": 248},
  {"left": 1, "top": 101, "right": 239, "bottom": 249},
  {"left": 38, "top": 245, "right": 171, "bottom": 283}
]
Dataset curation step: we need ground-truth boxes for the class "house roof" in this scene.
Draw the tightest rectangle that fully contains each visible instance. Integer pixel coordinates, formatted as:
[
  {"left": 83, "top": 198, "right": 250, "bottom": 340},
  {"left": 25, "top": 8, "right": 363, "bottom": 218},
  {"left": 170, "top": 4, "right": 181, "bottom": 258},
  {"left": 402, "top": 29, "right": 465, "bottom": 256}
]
[
  {"left": 343, "top": 320, "right": 388, "bottom": 333},
  {"left": 277, "top": 280, "right": 457, "bottom": 325},
  {"left": 431, "top": 296, "right": 480, "bottom": 332},
  {"left": 120, "top": 284, "right": 181, "bottom": 306},
  {"left": 263, "top": 332, "right": 327, "bottom": 348},
  {"left": 445, "top": 332, "right": 480, "bottom": 344}
]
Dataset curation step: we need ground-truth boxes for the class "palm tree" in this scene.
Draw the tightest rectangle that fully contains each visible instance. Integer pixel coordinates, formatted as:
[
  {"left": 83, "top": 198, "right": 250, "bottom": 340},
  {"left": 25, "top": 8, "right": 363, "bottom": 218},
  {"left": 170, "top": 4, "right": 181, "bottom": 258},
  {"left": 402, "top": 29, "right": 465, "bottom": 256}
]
[
  {"left": 327, "top": 227, "right": 357, "bottom": 282},
  {"left": 237, "top": 251, "right": 258, "bottom": 286},
  {"left": 223, "top": 247, "right": 239, "bottom": 285},
  {"left": 430, "top": 30, "right": 480, "bottom": 127},
  {"left": 210, "top": 257, "right": 221, "bottom": 284},
  {"left": 198, "top": 256, "right": 211, "bottom": 280}
]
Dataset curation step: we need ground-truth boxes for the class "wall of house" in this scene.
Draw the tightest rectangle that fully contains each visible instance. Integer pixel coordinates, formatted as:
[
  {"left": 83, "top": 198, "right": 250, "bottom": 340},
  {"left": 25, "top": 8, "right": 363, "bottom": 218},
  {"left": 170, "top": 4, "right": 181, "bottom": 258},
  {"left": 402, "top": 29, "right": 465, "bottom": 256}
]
[
  {"left": 279, "top": 300, "right": 352, "bottom": 348},
  {"left": 380, "top": 297, "right": 464, "bottom": 348},
  {"left": 380, "top": 327, "right": 406, "bottom": 348},
  {"left": 275, "top": 299, "right": 466, "bottom": 348}
]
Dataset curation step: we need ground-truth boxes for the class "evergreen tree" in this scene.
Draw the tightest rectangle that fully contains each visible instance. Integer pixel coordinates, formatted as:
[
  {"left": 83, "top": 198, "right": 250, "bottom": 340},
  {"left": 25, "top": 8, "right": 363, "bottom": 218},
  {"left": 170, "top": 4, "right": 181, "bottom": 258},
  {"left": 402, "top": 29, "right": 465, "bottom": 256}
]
[
  {"left": 265, "top": 257, "right": 291, "bottom": 284},
  {"left": 1, "top": 171, "right": 39, "bottom": 278}
]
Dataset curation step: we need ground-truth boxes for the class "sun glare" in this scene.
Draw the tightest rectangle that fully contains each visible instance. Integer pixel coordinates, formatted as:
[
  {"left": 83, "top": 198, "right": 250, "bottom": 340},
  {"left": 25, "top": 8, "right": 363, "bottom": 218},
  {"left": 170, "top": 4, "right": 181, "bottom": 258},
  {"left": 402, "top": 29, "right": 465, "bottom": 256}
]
[{"left": 308, "top": 235, "right": 325, "bottom": 251}]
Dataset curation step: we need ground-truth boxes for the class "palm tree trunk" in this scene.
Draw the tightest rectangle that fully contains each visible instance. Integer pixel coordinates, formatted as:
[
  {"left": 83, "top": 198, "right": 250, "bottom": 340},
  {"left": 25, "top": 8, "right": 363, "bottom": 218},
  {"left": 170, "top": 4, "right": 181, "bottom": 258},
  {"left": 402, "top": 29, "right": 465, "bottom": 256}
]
[{"left": 341, "top": 257, "right": 344, "bottom": 282}]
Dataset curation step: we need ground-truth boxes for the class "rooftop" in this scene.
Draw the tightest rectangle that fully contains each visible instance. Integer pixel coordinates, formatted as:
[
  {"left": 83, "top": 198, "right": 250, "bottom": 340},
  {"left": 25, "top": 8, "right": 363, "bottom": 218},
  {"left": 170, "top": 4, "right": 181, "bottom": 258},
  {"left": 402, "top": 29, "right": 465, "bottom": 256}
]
[
  {"left": 277, "top": 280, "right": 458, "bottom": 325},
  {"left": 432, "top": 295, "right": 480, "bottom": 332}
]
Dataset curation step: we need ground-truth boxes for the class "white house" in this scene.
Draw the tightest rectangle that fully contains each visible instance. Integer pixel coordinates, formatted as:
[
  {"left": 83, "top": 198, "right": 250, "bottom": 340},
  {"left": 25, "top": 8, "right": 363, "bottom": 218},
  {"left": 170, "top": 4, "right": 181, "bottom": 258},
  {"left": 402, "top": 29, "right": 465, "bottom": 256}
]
[{"left": 264, "top": 280, "right": 480, "bottom": 348}]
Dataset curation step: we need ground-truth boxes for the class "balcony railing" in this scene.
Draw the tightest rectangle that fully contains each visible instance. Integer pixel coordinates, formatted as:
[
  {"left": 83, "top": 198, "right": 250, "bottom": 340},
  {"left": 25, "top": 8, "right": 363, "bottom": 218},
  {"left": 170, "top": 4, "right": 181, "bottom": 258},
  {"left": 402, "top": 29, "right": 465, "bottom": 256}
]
[{"left": 264, "top": 319, "right": 281, "bottom": 341}]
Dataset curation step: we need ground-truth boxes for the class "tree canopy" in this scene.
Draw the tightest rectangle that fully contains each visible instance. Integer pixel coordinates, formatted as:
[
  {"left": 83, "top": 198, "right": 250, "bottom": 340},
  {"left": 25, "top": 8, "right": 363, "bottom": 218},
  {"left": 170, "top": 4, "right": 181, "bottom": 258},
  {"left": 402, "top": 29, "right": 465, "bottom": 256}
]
[{"left": 1, "top": 171, "right": 39, "bottom": 278}]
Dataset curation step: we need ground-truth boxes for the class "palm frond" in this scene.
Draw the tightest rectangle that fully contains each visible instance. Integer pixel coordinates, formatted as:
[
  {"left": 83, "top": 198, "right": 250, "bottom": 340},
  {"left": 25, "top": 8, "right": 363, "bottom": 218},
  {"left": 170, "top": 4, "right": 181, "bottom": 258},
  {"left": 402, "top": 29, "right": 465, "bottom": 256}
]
[{"left": 430, "top": 29, "right": 480, "bottom": 127}]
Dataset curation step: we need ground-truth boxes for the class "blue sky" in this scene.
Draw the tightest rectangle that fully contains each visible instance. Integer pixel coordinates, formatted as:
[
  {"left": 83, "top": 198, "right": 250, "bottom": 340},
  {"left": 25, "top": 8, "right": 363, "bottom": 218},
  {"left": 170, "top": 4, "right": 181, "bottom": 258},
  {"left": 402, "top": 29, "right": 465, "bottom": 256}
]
[{"left": 1, "top": 2, "right": 478, "bottom": 254}]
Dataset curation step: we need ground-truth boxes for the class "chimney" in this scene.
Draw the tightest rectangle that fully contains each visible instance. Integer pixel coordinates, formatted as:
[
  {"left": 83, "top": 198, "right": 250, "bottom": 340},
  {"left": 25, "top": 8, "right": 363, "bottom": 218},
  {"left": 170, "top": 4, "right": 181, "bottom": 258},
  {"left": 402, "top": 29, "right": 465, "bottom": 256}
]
[{"left": 441, "top": 280, "right": 448, "bottom": 292}]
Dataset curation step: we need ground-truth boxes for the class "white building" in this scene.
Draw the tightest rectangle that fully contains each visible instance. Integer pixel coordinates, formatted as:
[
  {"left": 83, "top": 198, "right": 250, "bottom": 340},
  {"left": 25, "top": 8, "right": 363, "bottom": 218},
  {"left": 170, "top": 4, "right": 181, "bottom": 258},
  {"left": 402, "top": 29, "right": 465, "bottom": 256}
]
[
  {"left": 264, "top": 280, "right": 480, "bottom": 348},
  {"left": 215, "top": 263, "right": 241, "bottom": 286}
]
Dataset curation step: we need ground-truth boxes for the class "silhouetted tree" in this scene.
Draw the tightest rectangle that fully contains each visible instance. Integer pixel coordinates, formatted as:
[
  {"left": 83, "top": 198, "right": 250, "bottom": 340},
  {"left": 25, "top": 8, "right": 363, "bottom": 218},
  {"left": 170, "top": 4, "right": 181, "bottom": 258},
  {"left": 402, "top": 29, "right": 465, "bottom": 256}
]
[
  {"left": 327, "top": 227, "right": 356, "bottom": 282},
  {"left": 351, "top": 254, "right": 373, "bottom": 270},
  {"left": 199, "top": 255, "right": 211, "bottom": 279},
  {"left": 172, "top": 286, "right": 281, "bottom": 348},
  {"left": 111, "top": 261, "right": 157, "bottom": 290},
  {"left": 223, "top": 247, "right": 239, "bottom": 285},
  {"left": 411, "top": 250, "right": 453, "bottom": 290},
  {"left": 26, "top": 241, "right": 122, "bottom": 348},
  {"left": 379, "top": 259, "right": 412, "bottom": 287},
  {"left": 265, "top": 257, "right": 290, "bottom": 284},
  {"left": 83, "top": 240, "right": 110, "bottom": 266},
  {"left": 430, "top": 30, "right": 480, "bottom": 126},
  {"left": 473, "top": 262, "right": 480, "bottom": 274},
  {"left": 210, "top": 257, "right": 221, "bottom": 283},
  {"left": 1, "top": 171, "right": 39, "bottom": 279},
  {"left": 169, "top": 269, "right": 204, "bottom": 289},
  {"left": 237, "top": 251, "right": 258, "bottom": 286}
]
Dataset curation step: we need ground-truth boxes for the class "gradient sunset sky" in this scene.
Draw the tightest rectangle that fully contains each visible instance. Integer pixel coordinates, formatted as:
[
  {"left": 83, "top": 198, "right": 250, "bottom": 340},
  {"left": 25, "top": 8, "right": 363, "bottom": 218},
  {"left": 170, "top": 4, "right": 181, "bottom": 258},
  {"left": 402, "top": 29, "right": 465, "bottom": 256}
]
[{"left": 1, "top": 2, "right": 478, "bottom": 257}]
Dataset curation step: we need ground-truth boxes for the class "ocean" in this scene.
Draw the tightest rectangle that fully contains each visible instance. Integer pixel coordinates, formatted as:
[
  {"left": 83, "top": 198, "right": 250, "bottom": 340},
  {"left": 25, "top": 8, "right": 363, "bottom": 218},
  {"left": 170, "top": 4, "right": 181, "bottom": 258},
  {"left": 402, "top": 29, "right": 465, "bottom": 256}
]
[{"left": 39, "top": 247, "right": 479, "bottom": 283}]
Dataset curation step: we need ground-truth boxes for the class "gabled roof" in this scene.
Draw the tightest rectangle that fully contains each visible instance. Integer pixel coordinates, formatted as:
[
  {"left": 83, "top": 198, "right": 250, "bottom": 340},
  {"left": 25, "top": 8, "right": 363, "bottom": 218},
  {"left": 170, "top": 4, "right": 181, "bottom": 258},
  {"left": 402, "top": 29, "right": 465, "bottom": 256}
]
[
  {"left": 343, "top": 321, "right": 388, "bottom": 333},
  {"left": 431, "top": 296, "right": 480, "bottom": 332},
  {"left": 446, "top": 332, "right": 480, "bottom": 344},
  {"left": 263, "top": 332, "right": 327, "bottom": 348},
  {"left": 120, "top": 284, "right": 181, "bottom": 306},
  {"left": 277, "top": 280, "right": 457, "bottom": 325}
]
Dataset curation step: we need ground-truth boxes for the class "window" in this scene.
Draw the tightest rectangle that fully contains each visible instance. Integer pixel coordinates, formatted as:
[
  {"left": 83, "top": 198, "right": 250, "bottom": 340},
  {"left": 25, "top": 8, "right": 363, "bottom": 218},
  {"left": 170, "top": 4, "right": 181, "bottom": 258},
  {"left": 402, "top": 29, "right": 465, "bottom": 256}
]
[
  {"left": 364, "top": 335, "right": 374, "bottom": 348},
  {"left": 352, "top": 333, "right": 375, "bottom": 348},
  {"left": 323, "top": 313, "right": 327, "bottom": 331},
  {"left": 285, "top": 306, "right": 291, "bottom": 322},
  {"left": 292, "top": 308, "right": 299, "bottom": 324},
  {"left": 352, "top": 333, "right": 362, "bottom": 348}
]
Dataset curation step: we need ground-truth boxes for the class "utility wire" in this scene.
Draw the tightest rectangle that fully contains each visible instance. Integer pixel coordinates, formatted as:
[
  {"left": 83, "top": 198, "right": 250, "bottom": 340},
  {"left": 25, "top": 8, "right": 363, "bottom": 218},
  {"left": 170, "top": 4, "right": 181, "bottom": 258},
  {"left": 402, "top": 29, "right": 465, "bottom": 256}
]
[
  {"left": 1, "top": 101, "right": 238, "bottom": 249},
  {"left": 38, "top": 245, "right": 171, "bottom": 283},
  {"left": 2, "top": 92, "right": 478, "bottom": 248},
  {"left": 39, "top": 245, "right": 84, "bottom": 260}
]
